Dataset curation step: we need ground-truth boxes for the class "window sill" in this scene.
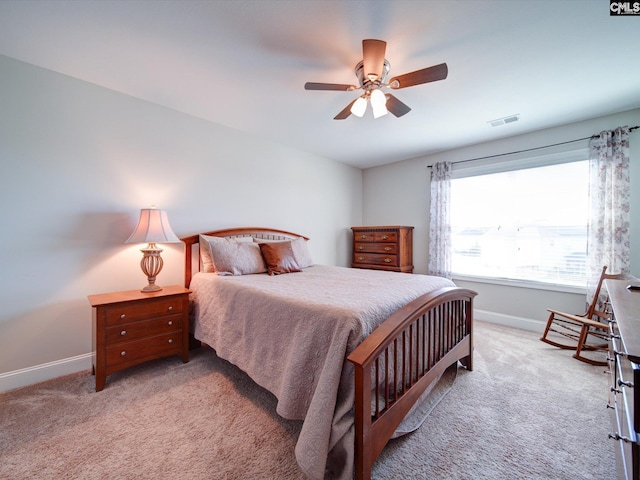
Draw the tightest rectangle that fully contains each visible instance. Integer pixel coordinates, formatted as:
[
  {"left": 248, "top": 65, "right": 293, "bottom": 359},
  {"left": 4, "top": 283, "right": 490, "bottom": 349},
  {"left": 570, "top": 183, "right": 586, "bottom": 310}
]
[{"left": 451, "top": 274, "right": 585, "bottom": 294}]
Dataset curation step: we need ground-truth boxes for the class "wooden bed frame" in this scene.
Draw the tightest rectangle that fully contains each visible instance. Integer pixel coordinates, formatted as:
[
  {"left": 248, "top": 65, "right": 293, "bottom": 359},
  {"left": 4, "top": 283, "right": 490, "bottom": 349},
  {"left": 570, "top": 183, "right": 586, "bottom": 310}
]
[{"left": 182, "top": 227, "right": 476, "bottom": 480}]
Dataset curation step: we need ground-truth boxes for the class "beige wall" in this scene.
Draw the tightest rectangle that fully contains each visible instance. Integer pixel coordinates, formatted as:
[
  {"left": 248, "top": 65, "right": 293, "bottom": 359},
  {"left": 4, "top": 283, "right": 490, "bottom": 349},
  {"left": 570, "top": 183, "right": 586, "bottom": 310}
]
[
  {"left": 0, "top": 55, "right": 362, "bottom": 387},
  {"left": 363, "top": 109, "right": 640, "bottom": 330}
]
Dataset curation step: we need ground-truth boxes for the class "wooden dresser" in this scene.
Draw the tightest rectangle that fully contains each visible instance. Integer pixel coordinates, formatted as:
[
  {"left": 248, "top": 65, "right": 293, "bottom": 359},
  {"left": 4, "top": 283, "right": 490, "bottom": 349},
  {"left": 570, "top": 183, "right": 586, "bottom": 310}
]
[
  {"left": 606, "top": 279, "right": 640, "bottom": 480},
  {"left": 351, "top": 226, "right": 413, "bottom": 273},
  {"left": 88, "top": 285, "right": 190, "bottom": 391}
]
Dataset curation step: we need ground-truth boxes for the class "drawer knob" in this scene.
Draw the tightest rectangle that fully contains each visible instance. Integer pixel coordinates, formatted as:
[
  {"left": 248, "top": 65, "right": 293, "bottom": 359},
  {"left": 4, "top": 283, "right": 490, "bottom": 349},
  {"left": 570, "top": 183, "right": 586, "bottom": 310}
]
[
  {"left": 358, "top": 246, "right": 364, "bottom": 250},
  {"left": 381, "top": 235, "right": 389, "bottom": 240},
  {"left": 120, "top": 314, "right": 126, "bottom": 319},
  {"left": 384, "top": 258, "right": 391, "bottom": 263},
  {"left": 608, "top": 433, "right": 631, "bottom": 443},
  {"left": 167, "top": 320, "right": 173, "bottom": 326},
  {"left": 358, "top": 256, "right": 365, "bottom": 261},
  {"left": 361, "top": 235, "right": 367, "bottom": 239},
  {"left": 618, "top": 379, "right": 634, "bottom": 388},
  {"left": 168, "top": 339, "right": 173, "bottom": 344},
  {"left": 168, "top": 306, "right": 173, "bottom": 311},
  {"left": 120, "top": 330, "right": 127, "bottom": 336},
  {"left": 384, "top": 247, "right": 391, "bottom": 252},
  {"left": 120, "top": 351, "right": 126, "bottom": 356}
]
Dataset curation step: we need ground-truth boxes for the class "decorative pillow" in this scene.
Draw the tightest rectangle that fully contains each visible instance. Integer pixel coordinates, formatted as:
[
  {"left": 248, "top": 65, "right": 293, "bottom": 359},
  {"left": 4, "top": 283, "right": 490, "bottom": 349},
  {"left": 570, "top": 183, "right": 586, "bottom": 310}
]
[
  {"left": 199, "top": 235, "right": 266, "bottom": 275},
  {"left": 254, "top": 237, "right": 313, "bottom": 268},
  {"left": 258, "top": 241, "right": 302, "bottom": 275}
]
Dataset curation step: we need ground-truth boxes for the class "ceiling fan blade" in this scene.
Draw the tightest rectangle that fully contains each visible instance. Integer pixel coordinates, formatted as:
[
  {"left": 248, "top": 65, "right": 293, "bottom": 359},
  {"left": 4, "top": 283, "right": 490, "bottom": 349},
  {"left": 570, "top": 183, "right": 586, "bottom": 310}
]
[
  {"left": 305, "top": 82, "right": 357, "bottom": 91},
  {"left": 385, "top": 94, "right": 412, "bottom": 117},
  {"left": 362, "top": 39, "right": 386, "bottom": 81},
  {"left": 334, "top": 99, "right": 357, "bottom": 120},
  {"left": 389, "top": 63, "right": 448, "bottom": 89}
]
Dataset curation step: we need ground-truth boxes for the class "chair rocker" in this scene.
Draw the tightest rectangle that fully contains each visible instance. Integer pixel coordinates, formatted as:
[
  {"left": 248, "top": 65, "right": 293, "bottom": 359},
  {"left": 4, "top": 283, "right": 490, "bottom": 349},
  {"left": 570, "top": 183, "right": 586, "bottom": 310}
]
[{"left": 540, "top": 266, "right": 633, "bottom": 366}]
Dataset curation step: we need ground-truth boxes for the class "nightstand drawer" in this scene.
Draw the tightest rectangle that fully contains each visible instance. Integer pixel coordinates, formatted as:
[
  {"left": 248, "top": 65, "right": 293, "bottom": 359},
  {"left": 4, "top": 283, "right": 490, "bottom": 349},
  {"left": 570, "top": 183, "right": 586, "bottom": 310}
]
[
  {"left": 353, "top": 253, "right": 398, "bottom": 267},
  {"left": 105, "top": 298, "right": 183, "bottom": 326},
  {"left": 354, "top": 242, "right": 397, "bottom": 254},
  {"left": 106, "top": 332, "right": 182, "bottom": 368},
  {"left": 105, "top": 315, "right": 183, "bottom": 344}
]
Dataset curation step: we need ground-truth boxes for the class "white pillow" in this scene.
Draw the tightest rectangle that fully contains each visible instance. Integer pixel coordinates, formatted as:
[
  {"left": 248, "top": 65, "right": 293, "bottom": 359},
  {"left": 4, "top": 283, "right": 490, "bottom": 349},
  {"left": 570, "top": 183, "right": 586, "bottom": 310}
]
[
  {"left": 254, "top": 237, "right": 314, "bottom": 268},
  {"left": 199, "top": 235, "right": 267, "bottom": 275}
]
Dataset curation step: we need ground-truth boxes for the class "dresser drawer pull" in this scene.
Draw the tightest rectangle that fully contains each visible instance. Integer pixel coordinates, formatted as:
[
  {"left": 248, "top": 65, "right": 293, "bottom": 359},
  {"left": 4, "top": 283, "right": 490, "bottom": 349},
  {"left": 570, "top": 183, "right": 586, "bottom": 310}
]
[
  {"left": 608, "top": 433, "right": 631, "bottom": 443},
  {"left": 120, "top": 314, "right": 126, "bottom": 319},
  {"left": 384, "top": 258, "right": 392, "bottom": 263},
  {"left": 381, "top": 235, "right": 389, "bottom": 240},
  {"left": 120, "top": 351, "right": 126, "bottom": 356},
  {"left": 168, "top": 306, "right": 173, "bottom": 311},
  {"left": 384, "top": 247, "right": 391, "bottom": 252},
  {"left": 168, "top": 339, "right": 173, "bottom": 344},
  {"left": 360, "top": 234, "right": 367, "bottom": 239},
  {"left": 358, "top": 246, "right": 364, "bottom": 250},
  {"left": 167, "top": 320, "right": 173, "bottom": 326},
  {"left": 358, "top": 256, "right": 365, "bottom": 261},
  {"left": 120, "top": 330, "right": 127, "bottom": 336},
  {"left": 618, "top": 379, "right": 634, "bottom": 388}
]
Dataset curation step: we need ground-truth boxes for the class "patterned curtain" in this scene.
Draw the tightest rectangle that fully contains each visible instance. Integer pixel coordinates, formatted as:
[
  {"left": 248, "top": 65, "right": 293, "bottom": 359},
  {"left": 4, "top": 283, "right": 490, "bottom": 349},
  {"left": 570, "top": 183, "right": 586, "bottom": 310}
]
[
  {"left": 586, "top": 126, "right": 631, "bottom": 301},
  {"left": 428, "top": 161, "right": 452, "bottom": 278}
]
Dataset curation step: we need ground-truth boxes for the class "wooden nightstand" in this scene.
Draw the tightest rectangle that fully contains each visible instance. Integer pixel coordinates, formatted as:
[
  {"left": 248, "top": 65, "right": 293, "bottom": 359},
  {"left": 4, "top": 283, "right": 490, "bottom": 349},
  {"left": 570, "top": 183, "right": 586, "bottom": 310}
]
[{"left": 88, "top": 285, "right": 191, "bottom": 392}]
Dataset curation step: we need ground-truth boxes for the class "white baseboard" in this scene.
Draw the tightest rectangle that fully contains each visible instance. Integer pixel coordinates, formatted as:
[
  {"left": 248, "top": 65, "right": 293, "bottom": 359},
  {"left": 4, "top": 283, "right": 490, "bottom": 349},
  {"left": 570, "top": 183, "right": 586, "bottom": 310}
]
[
  {"left": 0, "top": 308, "right": 542, "bottom": 394},
  {"left": 0, "top": 353, "right": 92, "bottom": 393},
  {"left": 475, "top": 308, "right": 545, "bottom": 333}
]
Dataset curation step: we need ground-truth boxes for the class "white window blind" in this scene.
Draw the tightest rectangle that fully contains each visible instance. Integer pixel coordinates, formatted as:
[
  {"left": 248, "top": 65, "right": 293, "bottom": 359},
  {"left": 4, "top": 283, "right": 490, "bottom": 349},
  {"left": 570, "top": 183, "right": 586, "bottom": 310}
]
[{"left": 450, "top": 152, "right": 589, "bottom": 287}]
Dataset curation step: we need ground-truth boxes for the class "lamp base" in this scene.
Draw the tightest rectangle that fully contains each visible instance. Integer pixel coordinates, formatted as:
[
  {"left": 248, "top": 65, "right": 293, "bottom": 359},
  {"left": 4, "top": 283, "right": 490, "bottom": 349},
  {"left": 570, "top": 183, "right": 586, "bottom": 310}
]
[
  {"left": 141, "top": 283, "right": 163, "bottom": 293},
  {"left": 139, "top": 243, "right": 164, "bottom": 293}
]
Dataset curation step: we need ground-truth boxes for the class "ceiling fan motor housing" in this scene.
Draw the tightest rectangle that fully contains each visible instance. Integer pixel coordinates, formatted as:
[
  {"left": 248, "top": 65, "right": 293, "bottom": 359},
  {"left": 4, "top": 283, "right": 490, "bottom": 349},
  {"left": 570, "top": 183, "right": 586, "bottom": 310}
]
[{"left": 355, "top": 60, "right": 390, "bottom": 91}]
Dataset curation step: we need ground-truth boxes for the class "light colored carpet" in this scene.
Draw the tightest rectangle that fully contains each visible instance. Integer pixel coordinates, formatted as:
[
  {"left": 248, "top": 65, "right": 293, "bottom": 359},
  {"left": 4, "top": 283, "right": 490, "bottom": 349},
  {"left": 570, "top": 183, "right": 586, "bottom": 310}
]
[{"left": 0, "top": 321, "right": 615, "bottom": 479}]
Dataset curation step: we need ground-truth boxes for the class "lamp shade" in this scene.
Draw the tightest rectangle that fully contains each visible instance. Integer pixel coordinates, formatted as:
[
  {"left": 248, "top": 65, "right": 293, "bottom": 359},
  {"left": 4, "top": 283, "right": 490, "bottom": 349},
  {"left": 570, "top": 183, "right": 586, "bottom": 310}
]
[{"left": 125, "top": 208, "right": 180, "bottom": 244}]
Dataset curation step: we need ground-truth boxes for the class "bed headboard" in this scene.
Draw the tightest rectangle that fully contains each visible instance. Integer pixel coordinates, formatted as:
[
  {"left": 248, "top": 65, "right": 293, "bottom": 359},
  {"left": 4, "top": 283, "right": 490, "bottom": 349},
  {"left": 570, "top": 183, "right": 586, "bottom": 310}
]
[{"left": 181, "top": 227, "right": 310, "bottom": 287}]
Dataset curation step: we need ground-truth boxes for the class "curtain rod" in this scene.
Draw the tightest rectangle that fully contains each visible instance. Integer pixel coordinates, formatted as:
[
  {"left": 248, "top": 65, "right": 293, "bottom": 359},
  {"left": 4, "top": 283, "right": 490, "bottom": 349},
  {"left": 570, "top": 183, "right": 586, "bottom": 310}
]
[{"left": 428, "top": 125, "right": 639, "bottom": 167}]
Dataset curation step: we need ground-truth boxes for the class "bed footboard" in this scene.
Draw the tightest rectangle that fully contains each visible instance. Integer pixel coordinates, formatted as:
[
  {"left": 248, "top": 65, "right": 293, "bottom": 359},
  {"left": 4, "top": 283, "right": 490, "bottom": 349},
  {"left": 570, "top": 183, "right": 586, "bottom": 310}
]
[{"left": 347, "top": 287, "right": 476, "bottom": 480}]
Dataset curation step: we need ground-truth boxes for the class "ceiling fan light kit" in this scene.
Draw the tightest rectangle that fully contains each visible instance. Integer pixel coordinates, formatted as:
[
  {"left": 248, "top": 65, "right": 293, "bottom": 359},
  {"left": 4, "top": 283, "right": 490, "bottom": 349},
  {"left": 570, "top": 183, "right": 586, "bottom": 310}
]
[
  {"left": 305, "top": 39, "right": 448, "bottom": 120},
  {"left": 350, "top": 96, "right": 368, "bottom": 117}
]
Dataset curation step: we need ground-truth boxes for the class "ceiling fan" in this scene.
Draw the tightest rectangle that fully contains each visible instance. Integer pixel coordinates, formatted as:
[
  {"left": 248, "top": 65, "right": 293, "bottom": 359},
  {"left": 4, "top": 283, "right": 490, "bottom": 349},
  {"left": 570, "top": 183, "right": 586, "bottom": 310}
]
[{"left": 304, "top": 39, "right": 448, "bottom": 120}]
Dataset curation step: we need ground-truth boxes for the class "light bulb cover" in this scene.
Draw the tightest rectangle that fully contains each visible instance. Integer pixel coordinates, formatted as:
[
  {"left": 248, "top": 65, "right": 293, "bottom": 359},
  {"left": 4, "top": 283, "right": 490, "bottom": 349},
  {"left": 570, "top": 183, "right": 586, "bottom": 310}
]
[
  {"left": 370, "top": 89, "right": 388, "bottom": 118},
  {"left": 350, "top": 96, "right": 367, "bottom": 117}
]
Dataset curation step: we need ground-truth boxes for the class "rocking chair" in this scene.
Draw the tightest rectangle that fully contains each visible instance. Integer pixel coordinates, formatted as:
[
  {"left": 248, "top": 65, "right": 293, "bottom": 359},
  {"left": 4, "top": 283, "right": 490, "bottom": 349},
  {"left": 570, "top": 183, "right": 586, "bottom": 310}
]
[{"left": 540, "top": 266, "right": 634, "bottom": 366}]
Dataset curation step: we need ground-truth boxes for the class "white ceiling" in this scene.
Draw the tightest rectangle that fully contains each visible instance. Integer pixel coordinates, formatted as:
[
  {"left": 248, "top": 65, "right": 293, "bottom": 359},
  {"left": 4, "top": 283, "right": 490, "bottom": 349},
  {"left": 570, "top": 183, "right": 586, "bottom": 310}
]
[{"left": 1, "top": 0, "right": 639, "bottom": 169}]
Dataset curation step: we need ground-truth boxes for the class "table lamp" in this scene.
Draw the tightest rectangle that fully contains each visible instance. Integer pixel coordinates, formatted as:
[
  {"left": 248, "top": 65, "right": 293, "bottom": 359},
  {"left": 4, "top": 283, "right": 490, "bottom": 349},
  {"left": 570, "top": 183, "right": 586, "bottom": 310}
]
[{"left": 125, "top": 207, "right": 180, "bottom": 292}]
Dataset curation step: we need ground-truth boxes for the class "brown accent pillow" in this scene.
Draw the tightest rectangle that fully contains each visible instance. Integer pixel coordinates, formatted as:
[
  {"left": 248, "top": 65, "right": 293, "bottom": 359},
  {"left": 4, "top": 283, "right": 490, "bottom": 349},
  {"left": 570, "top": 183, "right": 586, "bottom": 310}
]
[{"left": 259, "top": 241, "right": 302, "bottom": 276}]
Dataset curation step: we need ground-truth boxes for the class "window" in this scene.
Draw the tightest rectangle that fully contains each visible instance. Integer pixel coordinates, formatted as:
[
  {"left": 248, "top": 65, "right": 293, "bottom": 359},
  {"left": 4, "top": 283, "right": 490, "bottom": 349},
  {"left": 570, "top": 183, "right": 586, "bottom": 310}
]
[{"left": 450, "top": 155, "right": 589, "bottom": 287}]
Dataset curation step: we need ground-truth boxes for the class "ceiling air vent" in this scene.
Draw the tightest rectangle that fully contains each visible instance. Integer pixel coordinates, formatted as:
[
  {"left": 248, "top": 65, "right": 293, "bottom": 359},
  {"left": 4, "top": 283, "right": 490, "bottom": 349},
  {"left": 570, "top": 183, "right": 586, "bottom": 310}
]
[{"left": 488, "top": 114, "right": 520, "bottom": 127}]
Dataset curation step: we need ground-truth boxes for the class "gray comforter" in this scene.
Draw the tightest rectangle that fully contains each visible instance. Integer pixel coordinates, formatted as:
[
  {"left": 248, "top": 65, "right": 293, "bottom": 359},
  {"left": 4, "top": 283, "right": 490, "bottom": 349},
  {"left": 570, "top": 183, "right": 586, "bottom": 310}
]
[{"left": 189, "top": 264, "right": 454, "bottom": 479}]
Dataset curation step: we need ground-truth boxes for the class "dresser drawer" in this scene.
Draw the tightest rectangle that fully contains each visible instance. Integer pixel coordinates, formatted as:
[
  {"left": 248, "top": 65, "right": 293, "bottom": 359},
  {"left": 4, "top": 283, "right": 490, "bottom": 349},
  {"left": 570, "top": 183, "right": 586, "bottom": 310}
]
[
  {"left": 106, "top": 332, "right": 182, "bottom": 368},
  {"left": 353, "top": 231, "right": 398, "bottom": 243},
  {"left": 353, "top": 253, "right": 398, "bottom": 268},
  {"left": 105, "top": 297, "right": 184, "bottom": 326},
  {"left": 105, "top": 315, "right": 182, "bottom": 344},
  {"left": 354, "top": 242, "right": 397, "bottom": 254}
]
